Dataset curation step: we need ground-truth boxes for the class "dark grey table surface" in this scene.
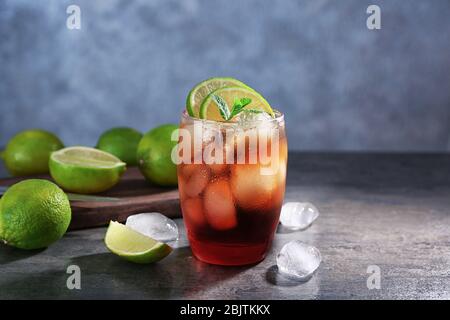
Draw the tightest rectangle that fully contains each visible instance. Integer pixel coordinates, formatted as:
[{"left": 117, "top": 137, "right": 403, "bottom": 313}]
[{"left": 0, "top": 153, "right": 449, "bottom": 300}]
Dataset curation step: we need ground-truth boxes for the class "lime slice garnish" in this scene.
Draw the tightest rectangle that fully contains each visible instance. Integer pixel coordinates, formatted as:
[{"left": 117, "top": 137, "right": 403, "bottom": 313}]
[
  {"left": 105, "top": 221, "right": 172, "bottom": 264},
  {"left": 49, "top": 146, "right": 126, "bottom": 194},
  {"left": 199, "top": 86, "right": 274, "bottom": 121},
  {"left": 186, "top": 77, "right": 253, "bottom": 117}
]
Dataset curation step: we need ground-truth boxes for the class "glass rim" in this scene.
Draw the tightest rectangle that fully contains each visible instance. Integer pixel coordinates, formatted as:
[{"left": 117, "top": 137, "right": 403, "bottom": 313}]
[{"left": 181, "top": 109, "right": 285, "bottom": 127}]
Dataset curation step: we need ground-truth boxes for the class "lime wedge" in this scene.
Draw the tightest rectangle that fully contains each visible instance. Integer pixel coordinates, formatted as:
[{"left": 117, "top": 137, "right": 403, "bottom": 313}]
[
  {"left": 105, "top": 221, "right": 172, "bottom": 264},
  {"left": 49, "top": 146, "right": 126, "bottom": 194},
  {"left": 187, "top": 77, "right": 253, "bottom": 117},
  {"left": 199, "top": 86, "right": 274, "bottom": 121}
]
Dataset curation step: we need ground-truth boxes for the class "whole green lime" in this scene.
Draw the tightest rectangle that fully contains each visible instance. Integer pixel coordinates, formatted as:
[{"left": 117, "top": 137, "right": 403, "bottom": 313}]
[
  {"left": 137, "top": 124, "right": 178, "bottom": 186},
  {"left": 96, "top": 127, "right": 143, "bottom": 166},
  {"left": 0, "top": 179, "right": 71, "bottom": 250},
  {"left": 2, "top": 129, "right": 64, "bottom": 176}
]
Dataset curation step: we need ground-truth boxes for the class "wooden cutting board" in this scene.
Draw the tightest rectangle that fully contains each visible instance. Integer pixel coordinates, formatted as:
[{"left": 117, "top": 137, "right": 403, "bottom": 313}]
[{"left": 0, "top": 167, "right": 181, "bottom": 230}]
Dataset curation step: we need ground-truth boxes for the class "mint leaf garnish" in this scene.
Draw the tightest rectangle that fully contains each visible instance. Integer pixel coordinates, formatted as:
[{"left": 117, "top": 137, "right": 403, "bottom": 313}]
[
  {"left": 230, "top": 97, "right": 252, "bottom": 119},
  {"left": 211, "top": 94, "right": 231, "bottom": 121},
  {"left": 211, "top": 95, "right": 253, "bottom": 121}
]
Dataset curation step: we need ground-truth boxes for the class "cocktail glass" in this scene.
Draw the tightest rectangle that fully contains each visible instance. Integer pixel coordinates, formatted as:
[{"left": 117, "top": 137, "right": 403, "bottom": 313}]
[{"left": 176, "top": 110, "right": 287, "bottom": 265}]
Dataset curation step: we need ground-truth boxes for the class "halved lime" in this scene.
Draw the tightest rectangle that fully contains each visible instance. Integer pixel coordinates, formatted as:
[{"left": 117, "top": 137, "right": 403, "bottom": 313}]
[
  {"left": 105, "top": 221, "right": 172, "bottom": 264},
  {"left": 199, "top": 86, "right": 274, "bottom": 121},
  {"left": 49, "top": 146, "right": 126, "bottom": 194},
  {"left": 186, "top": 77, "right": 253, "bottom": 117}
]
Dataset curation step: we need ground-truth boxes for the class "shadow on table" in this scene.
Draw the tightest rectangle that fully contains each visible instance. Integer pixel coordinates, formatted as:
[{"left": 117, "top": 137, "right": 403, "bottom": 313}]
[
  {"left": 65, "top": 247, "right": 251, "bottom": 299},
  {"left": 0, "top": 243, "right": 45, "bottom": 265},
  {"left": 0, "top": 238, "right": 251, "bottom": 299},
  {"left": 0, "top": 269, "right": 71, "bottom": 299}
]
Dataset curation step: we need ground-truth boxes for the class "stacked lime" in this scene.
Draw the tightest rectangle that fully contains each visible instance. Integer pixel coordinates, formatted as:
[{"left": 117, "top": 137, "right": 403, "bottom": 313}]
[
  {"left": 186, "top": 77, "right": 274, "bottom": 121},
  {"left": 49, "top": 146, "right": 126, "bottom": 194},
  {"left": 186, "top": 77, "right": 254, "bottom": 118},
  {"left": 200, "top": 86, "right": 274, "bottom": 121}
]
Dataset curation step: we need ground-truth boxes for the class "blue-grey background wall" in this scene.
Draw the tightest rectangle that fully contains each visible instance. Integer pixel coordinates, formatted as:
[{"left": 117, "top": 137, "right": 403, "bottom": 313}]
[{"left": 1, "top": 0, "right": 450, "bottom": 151}]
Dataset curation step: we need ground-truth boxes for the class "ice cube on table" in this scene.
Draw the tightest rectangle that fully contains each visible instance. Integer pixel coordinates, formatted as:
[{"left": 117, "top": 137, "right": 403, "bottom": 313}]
[
  {"left": 125, "top": 212, "right": 179, "bottom": 242},
  {"left": 276, "top": 240, "right": 321, "bottom": 281},
  {"left": 279, "top": 202, "right": 319, "bottom": 230}
]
